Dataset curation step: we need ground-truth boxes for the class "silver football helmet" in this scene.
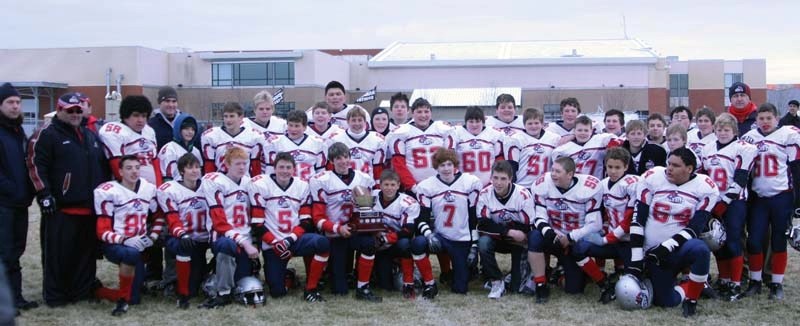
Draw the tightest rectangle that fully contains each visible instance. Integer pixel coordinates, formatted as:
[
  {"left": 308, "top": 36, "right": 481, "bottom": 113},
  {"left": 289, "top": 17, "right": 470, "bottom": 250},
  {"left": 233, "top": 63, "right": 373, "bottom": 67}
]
[
  {"left": 615, "top": 274, "right": 653, "bottom": 310},
  {"left": 700, "top": 218, "right": 727, "bottom": 252},
  {"left": 234, "top": 276, "right": 265, "bottom": 306},
  {"left": 787, "top": 222, "right": 800, "bottom": 252}
]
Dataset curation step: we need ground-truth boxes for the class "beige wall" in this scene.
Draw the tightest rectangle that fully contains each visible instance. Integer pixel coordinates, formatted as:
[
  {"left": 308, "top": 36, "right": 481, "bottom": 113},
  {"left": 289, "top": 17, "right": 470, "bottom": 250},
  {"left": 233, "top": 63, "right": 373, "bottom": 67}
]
[
  {"left": 0, "top": 47, "right": 143, "bottom": 86},
  {"left": 521, "top": 88, "right": 649, "bottom": 112},
  {"left": 743, "top": 59, "right": 767, "bottom": 88},
  {"left": 688, "top": 60, "right": 724, "bottom": 89}
]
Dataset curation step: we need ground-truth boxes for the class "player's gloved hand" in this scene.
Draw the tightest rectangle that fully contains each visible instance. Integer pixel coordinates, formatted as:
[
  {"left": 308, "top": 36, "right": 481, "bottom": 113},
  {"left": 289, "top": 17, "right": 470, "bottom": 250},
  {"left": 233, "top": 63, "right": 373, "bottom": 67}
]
[
  {"left": 625, "top": 261, "right": 644, "bottom": 280},
  {"left": 467, "top": 245, "right": 479, "bottom": 269},
  {"left": 375, "top": 232, "right": 397, "bottom": 249},
  {"left": 37, "top": 194, "right": 57, "bottom": 217},
  {"left": 426, "top": 234, "right": 442, "bottom": 253},
  {"left": 646, "top": 245, "right": 670, "bottom": 266},
  {"left": 251, "top": 224, "right": 267, "bottom": 244},
  {"left": 273, "top": 237, "right": 295, "bottom": 260},
  {"left": 178, "top": 234, "right": 194, "bottom": 252},
  {"left": 123, "top": 236, "right": 147, "bottom": 252}
]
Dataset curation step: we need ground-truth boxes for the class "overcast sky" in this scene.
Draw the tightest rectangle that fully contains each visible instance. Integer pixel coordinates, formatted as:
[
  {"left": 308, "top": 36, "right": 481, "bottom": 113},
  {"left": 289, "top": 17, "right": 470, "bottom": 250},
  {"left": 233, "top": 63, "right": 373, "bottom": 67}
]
[{"left": 3, "top": 0, "right": 798, "bottom": 83}]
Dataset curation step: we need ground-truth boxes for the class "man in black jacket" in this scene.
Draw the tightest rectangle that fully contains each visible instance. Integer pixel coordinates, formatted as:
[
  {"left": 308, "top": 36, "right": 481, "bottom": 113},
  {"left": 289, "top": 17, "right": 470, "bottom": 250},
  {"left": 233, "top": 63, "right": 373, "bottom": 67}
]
[
  {"left": 28, "top": 93, "right": 108, "bottom": 306},
  {"left": 0, "top": 83, "right": 37, "bottom": 313},
  {"left": 149, "top": 86, "right": 194, "bottom": 151},
  {"left": 779, "top": 100, "right": 800, "bottom": 128}
]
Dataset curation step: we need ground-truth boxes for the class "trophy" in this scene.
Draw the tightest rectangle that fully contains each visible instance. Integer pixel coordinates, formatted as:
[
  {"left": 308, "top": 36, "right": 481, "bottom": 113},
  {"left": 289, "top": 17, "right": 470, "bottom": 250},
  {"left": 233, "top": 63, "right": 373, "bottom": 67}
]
[{"left": 349, "top": 186, "right": 384, "bottom": 233}]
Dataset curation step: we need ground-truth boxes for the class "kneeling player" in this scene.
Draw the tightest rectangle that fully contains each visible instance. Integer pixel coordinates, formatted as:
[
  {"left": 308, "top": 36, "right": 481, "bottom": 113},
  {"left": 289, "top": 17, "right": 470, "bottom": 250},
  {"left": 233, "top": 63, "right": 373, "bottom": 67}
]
[
  {"left": 198, "top": 147, "right": 260, "bottom": 308},
  {"left": 156, "top": 153, "right": 211, "bottom": 309},
  {"left": 477, "top": 160, "right": 535, "bottom": 299},
  {"left": 416, "top": 148, "right": 483, "bottom": 294},
  {"left": 628, "top": 148, "right": 718, "bottom": 317},
  {"left": 249, "top": 152, "right": 329, "bottom": 302},
  {"left": 94, "top": 155, "right": 161, "bottom": 316}
]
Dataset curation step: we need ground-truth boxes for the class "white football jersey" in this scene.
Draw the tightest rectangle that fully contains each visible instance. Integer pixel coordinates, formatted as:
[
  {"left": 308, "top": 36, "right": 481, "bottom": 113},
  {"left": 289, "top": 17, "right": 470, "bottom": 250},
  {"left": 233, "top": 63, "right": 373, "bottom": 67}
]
[
  {"left": 94, "top": 179, "right": 159, "bottom": 244},
  {"left": 243, "top": 116, "right": 287, "bottom": 139},
  {"left": 309, "top": 170, "right": 375, "bottom": 237},
  {"left": 485, "top": 115, "right": 525, "bottom": 137},
  {"left": 386, "top": 121, "right": 453, "bottom": 185},
  {"left": 198, "top": 172, "right": 253, "bottom": 244},
  {"left": 307, "top": 104, "right": 370, "bottom": 130},
  {"left": 449, "top": 126, "right": 508, "bottom": 186},
  {"left": 687, "top": 130, "right": 717, "bottom": 158},
  {"left": 200, "top": 126, "right": 265, "bottom": 175},
  {"left": 533, "top": 173, "right": 603, "bottom": 241},
  {"left": 511, "top": 129, "right": 561, "bottom": 189},
  {"left": 156, "top": 180, "right": 209, "bottom": 242},
  {"left": 741, "top": 126, "right": 800, "bottom": 197},
  {"left": 416, "top": 173, "right": 483, "bottom": 242},
  {"left": 305, "top": 123, "right": 345, "bottom": 148},
  {"left": 637, "top": 167, "right": 718, "bottom": 250},
  {"left": 331, "top": 130, "right": 386, "bottom": 178},
  {"left": 700, "top": 139, "right": 758, "bottom": 201},
  {"left": 601, "top": 174, "right": 639, "bottom": 242},
  {"left": 157, "top": 141, "right": 202, "bottom": 181},
  {"left": 372, "top": 190, "right": 420, "bottom": 232},
  {"left": 265, "top": 135, "right": 327, "bottom": 181},
  {"left": 551, "top": 133, "right": 621, "bottom": 180},
  {"left": 545, "top": 121, "right": 573, "bottom": 137},
  {"left": 98, "top": 121, "right": 159, "bottom": 185},
  {"left": 249, "top": 175, "right": 311, "bottom": 247},
  {"left": 477, "top": 183, "right": 535, "bottom": 230}
]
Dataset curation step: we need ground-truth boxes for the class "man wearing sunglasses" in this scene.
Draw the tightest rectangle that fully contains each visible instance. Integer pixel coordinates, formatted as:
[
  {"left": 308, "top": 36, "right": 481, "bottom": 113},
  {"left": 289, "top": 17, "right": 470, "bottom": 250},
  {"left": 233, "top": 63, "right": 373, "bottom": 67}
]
[{"left": 28, "top": 92, "right": 108, "bottom": 307}]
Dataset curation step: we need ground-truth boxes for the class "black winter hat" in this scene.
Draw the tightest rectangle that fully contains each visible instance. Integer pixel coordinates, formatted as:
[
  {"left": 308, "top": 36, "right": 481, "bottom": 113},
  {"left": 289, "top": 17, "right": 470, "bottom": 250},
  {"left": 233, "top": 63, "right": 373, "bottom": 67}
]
[
  {"left": 157, "top": 86, "right": 178, "bottom": 103},
  {"left": 0, "top": 82, "right": 20, "bottom": 104}
]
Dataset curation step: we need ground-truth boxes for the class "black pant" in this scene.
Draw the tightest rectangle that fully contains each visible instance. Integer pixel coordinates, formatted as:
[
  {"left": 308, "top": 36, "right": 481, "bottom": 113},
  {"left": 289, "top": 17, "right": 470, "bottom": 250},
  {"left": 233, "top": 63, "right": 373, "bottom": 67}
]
[
  {"left": 0, "top": 206, "right": 28, "bottom": 304},
  {"left": 41, "top": 211, "right": 98, "bottom": 306}
]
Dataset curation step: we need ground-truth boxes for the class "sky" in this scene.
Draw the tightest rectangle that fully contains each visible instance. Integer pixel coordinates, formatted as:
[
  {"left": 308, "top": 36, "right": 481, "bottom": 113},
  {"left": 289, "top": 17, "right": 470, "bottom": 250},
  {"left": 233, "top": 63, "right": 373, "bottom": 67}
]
[{"left": 3, "top": 0, "right": 799, "bottom": 83}]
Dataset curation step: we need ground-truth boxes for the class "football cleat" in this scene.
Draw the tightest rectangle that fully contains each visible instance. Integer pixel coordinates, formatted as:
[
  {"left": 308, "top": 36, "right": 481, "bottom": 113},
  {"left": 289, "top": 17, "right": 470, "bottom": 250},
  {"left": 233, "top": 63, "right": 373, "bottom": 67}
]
[
  {"left": 16, "top": 298, "right": 38, "bottom": 310},
  {"left": 422, "top": 284, "right": 439, "bottom": 300},
  {"left": 700, "top": 281, "right": 719, "bottom": 300},
  {"left": 488, "top": 280, "right": 505, "bottom": 299},
  {"left": 402, "top": 284, "right": 416, "bottom": 300},
  {"left": 548, "top": 265, "right": 564, "bottom": 286},
  {"left": 682, "top": 299, "right": 697, "bottom": 317},
  {"left": 304, "top": 289, "right": 325, "bottom": 302},
  {"left": 598, "top": 279, "right": 616, "bottom": 304},
  {"left": 439, "top": 271, "right": 453, "bottom": 286},
  {"left": 355, "top": 285, "right": 382, "bottom": 302},
  {"left": 768, "top": 283, "right": 784, "bottom": 300},
  {"left": 520, "top": 279, "right": 537, "bottom": 297},
  {"left": 732, "top": 281, "right": 761, "bottom": 301},
  {"left": 199, "top": 293, "right": 232, "bottom": 309},
  {"left": 535, "top": 283, "right": 550, "bottom": 304},
  {"left": 111, "top": 299, "right": 128, "bottom": 317},
  {"left": 177, "top": 295, "right": 190, "bottom": 310},
  {"left": 725, "top": 284, "right": 742, "bottom": 301}
]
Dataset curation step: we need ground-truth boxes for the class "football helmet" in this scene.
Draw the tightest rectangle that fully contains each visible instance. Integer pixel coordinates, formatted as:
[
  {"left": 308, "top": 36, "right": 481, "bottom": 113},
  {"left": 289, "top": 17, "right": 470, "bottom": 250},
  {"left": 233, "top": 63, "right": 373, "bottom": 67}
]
[
  {"left": 700, "top": 218, "right": 726, "bottom": 252},
  {"left": 615, "top": 274, "right": 653, "bottom": 310},
  {"left": 234, "top": 276, "right": 265, "bottom": 306},
  {"left": 787, "top": 222, "right": 800, "bottom": 252}
]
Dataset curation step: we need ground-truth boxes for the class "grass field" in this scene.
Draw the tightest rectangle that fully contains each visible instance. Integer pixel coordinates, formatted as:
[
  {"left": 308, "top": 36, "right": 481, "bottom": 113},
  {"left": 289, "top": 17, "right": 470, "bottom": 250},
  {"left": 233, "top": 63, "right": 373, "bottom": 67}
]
[{"left": 14, "top": 208, "right": 800, "bottom": 326}]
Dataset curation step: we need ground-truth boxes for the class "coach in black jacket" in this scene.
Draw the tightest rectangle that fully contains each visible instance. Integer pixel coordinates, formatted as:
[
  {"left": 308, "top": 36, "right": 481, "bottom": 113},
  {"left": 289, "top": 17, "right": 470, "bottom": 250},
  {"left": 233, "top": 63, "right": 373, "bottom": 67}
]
[{"left": 28, "top": 93, "right": 108, "bottom": 307}]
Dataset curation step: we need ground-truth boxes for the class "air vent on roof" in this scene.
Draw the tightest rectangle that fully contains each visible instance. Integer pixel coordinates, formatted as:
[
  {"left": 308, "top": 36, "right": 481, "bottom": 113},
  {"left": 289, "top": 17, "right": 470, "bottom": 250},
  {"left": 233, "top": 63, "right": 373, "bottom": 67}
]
[{"left": 562, "top": 49, "right": 583, "bottom": 58}]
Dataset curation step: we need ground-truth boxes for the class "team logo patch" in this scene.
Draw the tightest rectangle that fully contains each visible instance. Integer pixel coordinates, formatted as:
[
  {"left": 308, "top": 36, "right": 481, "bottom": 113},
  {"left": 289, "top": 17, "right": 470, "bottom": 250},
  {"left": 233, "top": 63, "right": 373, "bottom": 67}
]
[
  {"left": 502, "top": 127, "right": 514, "bottom": 136},
  {"left": 469, "top": 139, "right": 482, "bottom": 149},
  {"left": 553, "top": 199, "right": 568, "bottom": 211},
  {"left": 496, "top": 210, "right": 516, "bottom": 223},
  {"left": 602, "top": 195, "right": 612, "bottom": 207},
  {"left": 533, "top": 144, "right": 545, "bottom": 154},
  {"left": 190, "top": 198, "right": 204, "bottom": 209},
  {"left": 236, "top": 192, "right": 247, "bottom": 202},
  {"left": 418, "top": 135, "right": 433, "bottom": 145},
  {"left": 709, "top": 157, "right": 720, "bottom": 166},
  {"left": 667, "top": 191, "right": 683, "bottom": 204},
  {"left": 756, "top": 142, "right": 769, "bottom": 152},
  {"left": 133, "top": 201, "right": 143, "bottom": 211},
  {"left": 443, "top": 191, "right": 456, "bottom": 202},
  {"left": 636, "top": 292, "right": 650, "bottom": 308},
  {"left": 577, "top": 151, "right": 592, "bottom": 160},
  {"left": 292, "top": 150, "right": 306, "bottom": 161},
  {"left": 277, "top": 196, "right": 290, "bottom": 208},
  {"left": 350, "top": 148, "right": 363, "bottom": 159},
  {"left": 341, "top": 190, "right": 353, "bottom": 202},
  {"left": 139, "top": 139, "right": 150, "bottom": 149}
]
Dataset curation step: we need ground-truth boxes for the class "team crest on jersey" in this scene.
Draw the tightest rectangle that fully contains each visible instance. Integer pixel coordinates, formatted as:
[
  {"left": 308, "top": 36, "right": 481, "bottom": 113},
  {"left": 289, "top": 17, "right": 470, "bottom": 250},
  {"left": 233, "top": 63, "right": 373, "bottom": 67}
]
[
  {"left": 533, "top": 144, "right": 545, "bottom": 154},
  {"left": 645, "top": 160, "right": 655, "bottom": 169},
  {"left": 277, "top": 196, "right": 290, "bottom": 208},
  {"left": 133, "top": 200, "right": 143, "bottom": 211},
  {"left": 468, "top": 139, "right": 482, "bottom": 149},
  {"left": 602, "top": 195, "right": 612, "bottom": 207},
  {"left": 292, "top": 150, "right": 306, "bottom": 161},
  {"left": 350, "top": 148, "right": 363, "bottom": 159},
  {"left": 667, "top": 191, "right": 683, "bottom": 204},
  {"left": 138, "top": 139, "right": 150, "bottom": 150},
  {"left": 190, "top": 198, "right": 203, "bottom": 209},
  {"left": 236, "top": 192, "right": 247, "bottom": 203},
  {"left": 418, "top": 135, "right": 433, "bottom": 145},
  {"left": 443, "top": 191, "right": 456, "bottom": 202},
  {"left": 577, "top": 151, "right": 592, "bottom": 160},
  {"left": 341, "top": 190, "right": 353, "bottom": 202},
  {"left": 756, "top": 142, "right": 769, "bottom": 152},
  {"left": 553, "top": 199, "right": 569, "bottom": 211},
  {"left": 497, "top": 210, "right": 516, "bottom": 223},
  {"left": 709, "top": 157, "right": 720, "bottom": 166},
  {"left": 690, "top": 145, "right": 702, "bottom": 155}
]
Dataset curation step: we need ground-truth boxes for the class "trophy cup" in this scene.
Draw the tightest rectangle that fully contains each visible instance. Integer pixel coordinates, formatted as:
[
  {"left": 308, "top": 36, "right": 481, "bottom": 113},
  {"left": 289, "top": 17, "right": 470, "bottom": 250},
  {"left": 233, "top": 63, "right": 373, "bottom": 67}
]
[{"left": 349, "top": 186, "right": 384, "bottom": 233}]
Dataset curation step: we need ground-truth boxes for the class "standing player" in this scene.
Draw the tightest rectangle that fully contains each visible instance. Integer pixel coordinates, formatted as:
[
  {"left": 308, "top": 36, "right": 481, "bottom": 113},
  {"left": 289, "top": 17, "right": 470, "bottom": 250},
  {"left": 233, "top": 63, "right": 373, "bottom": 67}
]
[
  {"left": 200, "top": 102, "right": 264, "bottom": 176},
  {"left": 551, "top": 116, "right": 622, "bottom": 181},
  {"left": 738, "top": 103, "right": 800, "bottom": 300},
  {"left": 546, "top": 97, "right": 581, "bottom": 139},
  {"left": 485, "top": 94, "right": 524, "bottom": 136},
  {"left": 330, "top": 108, "right": 386, "bottom": 180},
  {"left": 99, "top": 95, "right": 161, "bottom": 186},
  {"left": 265, "top": 110, "right": 326, "bottom": 181},
  {"left": 197, "top": 147, "right": 260, "bottom": 308},
  {"left": 243, "top": 90, "right": 287, "bottom": 139},
  {"left": 249, "top": 152, "right": 329, "bottom": 302},
  {"left": 477, "top": 161, "right": 536, "bottom": 299},
  {"left": 305, "top": 101, "right": 345, "bottom": 147},
  {"left": 450, "top": 106, "right": 512, "bottom": 186},
  {"left": 415, "top": 148, "right": 483, "bottom": 294},
  {"left": 388, "top": 92, "right": 410, "bottom": 131},
  {"left": 627, "top": 148, "right": 718, "bottom": 317},
  {"left": 307, "top": 81, "right": 370, "bottom": 130},
  {"left": 511, "top": 108, "right": 560, "bottom": 190},
  {"left": 528, "top": 157, "right": 610, "bottom": 303},
  {"left": 622, "top": 120, "right": 667, "bottom": 176},
  {"left": 603, "top": 109, "right": 626, "bottom": 137},
  {"left": 387, "top": 98, "right": 453, "bottom": 193},
  {"left": 157, "top": 114, "right": 201, "bottom": 182},
  {"left": 370, "top": 107, "right": 392, "bottom": 136},
  {"left": 309, "top": 143, "right": 376, "bottom": 297},
  {"left": 647, "top": 113, "right": 669, "bottom": 151},
  {"left": 687, "top": 107, "right": 717, "bottom": 157},
  {"left": 669, "top": 106, "right": 694, "bottom": 131},
  {"left": 93, "top": 155, "right": 161, "bottom": 316},
  {"left": 699, "top": 113, "right": 757, "bottom": 299}
]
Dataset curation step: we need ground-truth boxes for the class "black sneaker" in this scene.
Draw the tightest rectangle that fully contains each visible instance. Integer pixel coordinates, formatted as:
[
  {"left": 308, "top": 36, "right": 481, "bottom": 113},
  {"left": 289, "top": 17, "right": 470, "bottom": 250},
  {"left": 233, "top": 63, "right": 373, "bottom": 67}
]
[
  {"left": 768, "top": 283, "right": 784, "bottom": 300},
  {"left": 535, "top": 283, "right": 550, "bottom": 304},
  {"left": 177, "top": 295, "right": 190, "bottom": 310},
  {"left": 304, "top": 289, "right": 325, "bottom": 302},
  {"left": 701, "top": 281, "right": 719, "bottom": 299},
  {"left": 422, "top": 283, "right": 438, "bottom": 300},
  {"left": 355, "top": 285, "right": 382, "bottom": 302},
  {"left": 16, "top": 298, "right": 38, "bottom": 310},
  {"left": 733, "top": 281, "right": 762, "bottom": 301},
  {"left": 111, "top": 299, "right": 128, "bottom": 317},
  {"left": 725, "top": 284, "right": 742, "bottom": 301},
  {"left": 402, "top": 284, "right": 416, "bottom": 299},
  {"left": 682, "top": 299, "right": 697, "bottom": 317},
  {"left": 598, "top": 279, "right": 616, "bottom": 304},
  {"left": 439, "top": 271, "right": 453, "bottom": 285},
  {"left": 548, "top": 265, "right": 564, "bottom": 286},
  {"left": 199, "top": 294, "right": 232, "bottom": 309}
]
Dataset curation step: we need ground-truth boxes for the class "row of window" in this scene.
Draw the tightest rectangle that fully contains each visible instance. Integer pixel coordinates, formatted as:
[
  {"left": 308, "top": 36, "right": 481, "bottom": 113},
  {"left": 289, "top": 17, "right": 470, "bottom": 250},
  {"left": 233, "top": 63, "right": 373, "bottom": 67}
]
[
  {"left": 212, "top": 62, "right": 295, "bottom": 87},
  {"left": 208, "top": 102, "right": 296, "bottom": 122},
  {"left": 669, "top": 73, "right": 743, "bottom": 107}
]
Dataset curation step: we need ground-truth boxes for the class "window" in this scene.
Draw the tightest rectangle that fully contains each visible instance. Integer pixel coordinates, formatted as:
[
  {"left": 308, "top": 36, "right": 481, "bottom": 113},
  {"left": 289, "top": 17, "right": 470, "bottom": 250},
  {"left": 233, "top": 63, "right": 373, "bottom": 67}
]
[
  {"left": 275, "top": 102, "right": 295, "bottom": 118},
  {"left": 724, "top": 73, "right": 743, "bottom": 106},
  {"left": 210, "top": 102, "right": 226, "bottom": 122},
  {"left": 669, "top": 74, "right": 689, "bottom": 107},
  {"left": 543, "top": 104, "right": 561, "bottom": 122},
  {"left": 212, "top": 62, "right": 295, "bottom": 87}
]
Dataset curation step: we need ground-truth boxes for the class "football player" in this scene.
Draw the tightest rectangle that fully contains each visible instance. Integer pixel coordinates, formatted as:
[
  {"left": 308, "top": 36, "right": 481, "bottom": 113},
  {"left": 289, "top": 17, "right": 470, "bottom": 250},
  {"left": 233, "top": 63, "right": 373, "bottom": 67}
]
[
  {"left": 738, "top": 103, "right": 800, "bottom": 300},
  {"left": 450, "top": 106, "right": 513, "bottom": 186},
  {"left": 200, "top": 102, "right": 264, "bottom": 176},
  {"left": 388, "top": 92, "right": 410, "bottom": 131},
  {"left": 265, "top": 109, "right": 327, "bottom": 181},
  {"left": 666, "top": 124, "right": 700, "bottom": 173},
  {"left": 511, "top": 108, "right": 560, "bottom": 190},
  {"left": 157, "top": 114, "right": 202, "bottom": 182},
  {"left": 627, "top": 148, "right": 718, "bottom": 317},
  {"left": 307, "top": 81, "right": 370, "bottom": 130},
  {"left": 93, "top": 155, "right": 161, "bottom": 316},
  {"left": 243, "top": 90, "right": 287, "bottom": 139},
  {"left": 197, "top": 147, "right": 260, "bottom": 308},
  {"left": 699, "top": 113, "right": 757, "bottom": 299},
  {"left": 551, "top": 115, "right": 622, "bottom": 181},
  {"left": 546, "top": 97, "right": 581, "bottom": 143},
  {"left": 156, "top": 153, "right": 210, "bottom": 309},
  {"left": 330, "top": 107, "right": 386, "bottom": 180},
  {"left": 305, "top": 101, "right": 345, "bottom": 148},
  {"left": 477, "top": 160, "right": 535, "bottom": 299},
  {"left": 687, "top": 107, "right": 717, "bottom": 158},
  {"left": 249, "top": 152, "right": 329, "bottom": 302},
  {"left": 647, "top": 113, "right": 669, "bottom": 151},
  {"left": 485, "top": 94, "right": 524, "bottom": 136},
  {"left": 622, "top": 119, "right": 667, "bottom": 176},
  {"left": 669, "top": 106, "right": 694, "bottom": 131},
  {"left": 415, "top": 148, "right": 483, "bottom": 294},
  {"left": 528, "top": 157, "right": 609, "bottom": 303},
  {"left": 309, "top": 142, "right": 376, "bottom": 297},
  {"left": 603, "top": 109, "right": 625, "bottom": 137},
  {"left": 98, "top": 95, "right": 160, "bottom": 185}
]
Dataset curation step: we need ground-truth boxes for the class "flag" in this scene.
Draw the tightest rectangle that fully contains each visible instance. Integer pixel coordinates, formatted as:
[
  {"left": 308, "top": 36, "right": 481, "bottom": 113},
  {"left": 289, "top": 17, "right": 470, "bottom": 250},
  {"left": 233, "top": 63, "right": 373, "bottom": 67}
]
[
  {"left": 273, "top": 87, "right": 285, "bottom": 105},
  {"left": 355, "top": 86, "right": 377, "bottom": 103}
]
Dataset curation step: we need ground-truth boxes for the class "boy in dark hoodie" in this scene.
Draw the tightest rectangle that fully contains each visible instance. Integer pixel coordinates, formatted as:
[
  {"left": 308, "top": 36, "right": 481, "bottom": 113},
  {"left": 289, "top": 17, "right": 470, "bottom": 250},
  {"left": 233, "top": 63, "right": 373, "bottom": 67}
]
[{"left": 158, "top": 114, "right": 201, "bottom": 182}]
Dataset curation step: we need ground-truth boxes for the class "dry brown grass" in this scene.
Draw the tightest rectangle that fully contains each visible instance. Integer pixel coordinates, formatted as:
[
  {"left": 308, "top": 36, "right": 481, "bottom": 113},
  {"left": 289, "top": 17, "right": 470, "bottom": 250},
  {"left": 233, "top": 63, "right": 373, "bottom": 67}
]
[{"left": 15, "top": 208, "right": 800, "bottom": 326}]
